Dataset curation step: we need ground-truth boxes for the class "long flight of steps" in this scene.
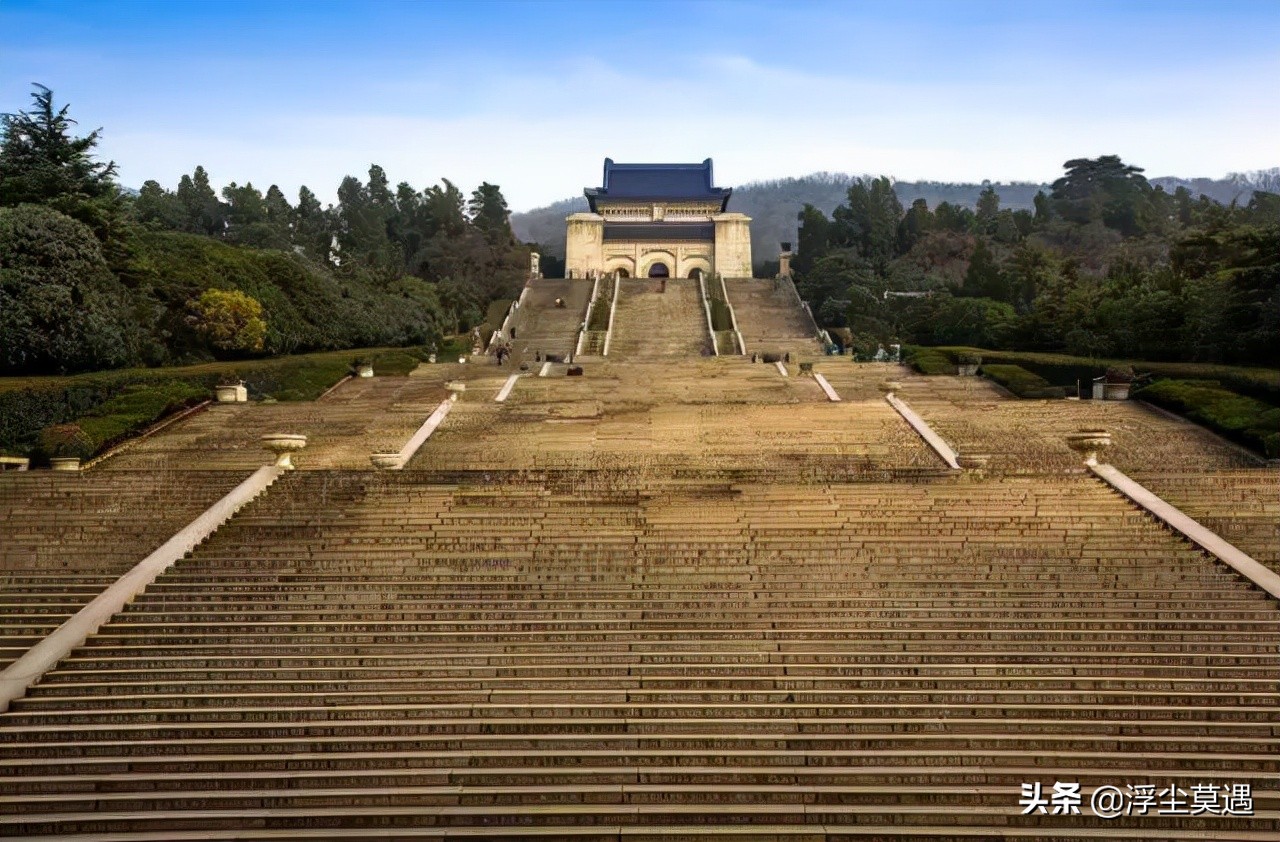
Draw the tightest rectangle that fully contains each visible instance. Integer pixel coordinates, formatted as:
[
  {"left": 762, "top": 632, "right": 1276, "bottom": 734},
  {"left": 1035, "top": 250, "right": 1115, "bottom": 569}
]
[
  {"left": 726, "top": 277, "right": 822, "bottom": 358},
  {"left": 2, "top": 470, "right": 1276, "bottom": 838},
  {"left": 1130, "top": 468, "right": 1280, "bottom": 570},
  {"left": 505, "top": 278, "right": 592, "bottom": 365},
  {"left": 0, "top": 470, "right": 245, "bottom": 670},
  {"left": 99, "top": 377, "right": 449, "bottom": 471},
  {"left": 608, "top": 278, "right": 710, "bottom": 358}
]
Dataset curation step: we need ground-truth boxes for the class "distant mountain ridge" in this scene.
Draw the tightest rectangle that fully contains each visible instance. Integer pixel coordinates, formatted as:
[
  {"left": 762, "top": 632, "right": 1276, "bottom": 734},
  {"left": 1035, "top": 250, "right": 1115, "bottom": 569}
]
[{"left": 512, "top": 168, "right": 1279, "bottom": 261}]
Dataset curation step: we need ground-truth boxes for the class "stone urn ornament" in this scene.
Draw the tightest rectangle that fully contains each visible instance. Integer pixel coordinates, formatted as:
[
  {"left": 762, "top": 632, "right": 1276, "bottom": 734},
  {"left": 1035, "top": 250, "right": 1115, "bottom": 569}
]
[
  {"left": 261, "top": 434, "right": 307, "bottom": 470},
  {"left": 956, "top": 453, "right": 991, "bottom": 471},
  {"left": 1103, "top": 365, "right": 1134, "bottom": 400},
  {"left": 1066, "top": 429, "right": 1112, "bottom": 465},
  {"left": 956, "top": 353, "right": 982, "bottom": 377},
  {"left": 370, "top": 452, "right": 403, "bottom": 470},
  {"left": 216, "top": 381, "right": 248, "bottom": 402}
]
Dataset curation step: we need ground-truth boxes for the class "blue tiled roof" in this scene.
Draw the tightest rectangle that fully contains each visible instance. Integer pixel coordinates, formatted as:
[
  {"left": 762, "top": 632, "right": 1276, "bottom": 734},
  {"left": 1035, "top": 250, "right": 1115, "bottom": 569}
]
[{"left": 586, "top": 158, "right": 731, "bottom": 212}]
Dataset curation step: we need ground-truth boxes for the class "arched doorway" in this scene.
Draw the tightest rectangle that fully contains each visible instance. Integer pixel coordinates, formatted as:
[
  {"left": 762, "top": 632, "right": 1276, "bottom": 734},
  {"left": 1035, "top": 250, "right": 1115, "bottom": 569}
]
[
  {"left": 647, "top": 262, "right": 670, "bottom": 278},
  {"left": 688, "top": 268, "right": 703, "bottom": 281},
  {"left": 616, "top": 268, "right": 629, "bottom": 278}
]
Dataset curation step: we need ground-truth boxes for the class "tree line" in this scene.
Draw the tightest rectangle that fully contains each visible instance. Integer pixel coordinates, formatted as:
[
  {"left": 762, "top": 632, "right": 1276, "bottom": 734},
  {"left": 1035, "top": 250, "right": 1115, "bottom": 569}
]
[
  {"left": 794, "top": 157, "right": 1279, "bottom": 366},
  {"left": 0, "top": 85, "right": 531, "bottom": 375}
]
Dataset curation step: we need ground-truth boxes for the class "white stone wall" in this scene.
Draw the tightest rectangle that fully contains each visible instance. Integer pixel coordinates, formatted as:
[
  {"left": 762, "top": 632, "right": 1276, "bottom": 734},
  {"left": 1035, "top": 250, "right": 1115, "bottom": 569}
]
[
  {"left": 713, "top": 213, "right": 753, "bottom": 278},
  {"left": 566, "top": 208, "right": 754, "bottom": 279},
  {"left": 565, "top": 213, "right": 604, "bottom": 278}
]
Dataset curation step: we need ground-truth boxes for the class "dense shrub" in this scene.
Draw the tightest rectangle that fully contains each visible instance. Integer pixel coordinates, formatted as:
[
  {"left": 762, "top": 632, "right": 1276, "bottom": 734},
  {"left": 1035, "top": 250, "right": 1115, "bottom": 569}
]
[
  {"left": 49, "top": 380, "right": 208, "bottom": 460},
  {"left": 126, "top": 232, "right": 445, "bottom": 362},
  {"left": 981, "top": 364, "right": 1066, "bottom": 398},
  {"left": 932, "top": 346, "right": 1280, "bottom": 404},
  {"left": 1136, "top": 379, "right": 1280, "bottom": 458},
  {"left": 903, "top": 346, "right": 954, "bottom": 375},
  {"left": 0, "top": 205, "right": 141, "bottom": 374}
]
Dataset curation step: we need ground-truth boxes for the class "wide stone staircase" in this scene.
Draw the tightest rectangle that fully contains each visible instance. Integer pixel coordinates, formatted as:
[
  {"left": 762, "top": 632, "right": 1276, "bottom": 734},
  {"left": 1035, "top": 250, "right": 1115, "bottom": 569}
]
[
  {"left": 101, "top": 376, "right": 449, "bottom": 472},
  {"left": 505, "top": 279, "right": 593, "bottom": 365},
  {"left": 0, "top": 470, "right": 245, "bottom": 670},
  {"left": 726, "top": 278, "right": 822, "bottom": 358},
  {"left": 892, "top": 371, "right": 1264, "bottom": 475},
  {"left": 608, "top": 278, "right": 710, "bottom": 359},
  {"left": 1130, "top": 468, "right": 1280, "bottom": 571},
  {"left": 2, "top": 469, "right": 1277, "bottom": 838}
]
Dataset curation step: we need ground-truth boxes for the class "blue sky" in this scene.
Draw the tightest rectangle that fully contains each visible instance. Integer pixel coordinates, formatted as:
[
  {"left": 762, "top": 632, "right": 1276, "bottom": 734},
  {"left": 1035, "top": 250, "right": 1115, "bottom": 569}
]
[{"left": 3, "top": 0, "right": 1278, "bottom": 210}]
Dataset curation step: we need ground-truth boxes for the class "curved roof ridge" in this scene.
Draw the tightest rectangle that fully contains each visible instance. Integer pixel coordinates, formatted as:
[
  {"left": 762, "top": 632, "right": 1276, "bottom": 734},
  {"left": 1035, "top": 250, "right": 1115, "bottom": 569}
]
[{"left": 587, "top": 158, "right": 731, "bottom": 212}]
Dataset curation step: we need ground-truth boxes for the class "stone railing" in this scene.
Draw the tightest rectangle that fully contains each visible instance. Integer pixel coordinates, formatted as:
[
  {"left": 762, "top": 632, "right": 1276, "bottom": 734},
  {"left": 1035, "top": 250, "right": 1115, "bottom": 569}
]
[
  {"left": 1082, "top": 451, "right": 1280, "bottom": 601},
  {"left": 487, "top": 298, "right": 521, "bottom": 353},
  {"left": 697, "top": 273, "right": 718, "bottom": 357},
  {"left": 884, "top": 392, "right": 961, "bottom": 470},
  {"left": 717, "top": 275, "right": 746, "bottom": 355},
  {"left": 576, "top": 274, "right": 602, "bottom": 357},
  {"left": 371, "top": 396, "right": 456, "bottom": 470},
  {"left": 0, "top": 463, "right": 285, "bottom": 711},
  {"left": 781, "top": 275, "right": 823, "bottom": 340},
  {"left": 602, "top": 274, "right": 620, "bottom": 357}
]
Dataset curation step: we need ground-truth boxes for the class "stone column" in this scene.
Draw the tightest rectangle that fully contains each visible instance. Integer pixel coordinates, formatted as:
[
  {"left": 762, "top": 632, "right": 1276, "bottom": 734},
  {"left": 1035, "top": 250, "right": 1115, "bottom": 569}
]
[
  {"left": 778, "top": 249, "right": 793, "bottom": 280},
  {"left": 713, "top": 213, "right": 753, "bottom": 278},
  {"left": 565, "top": 213, "right": 605, "bottom": 280}
]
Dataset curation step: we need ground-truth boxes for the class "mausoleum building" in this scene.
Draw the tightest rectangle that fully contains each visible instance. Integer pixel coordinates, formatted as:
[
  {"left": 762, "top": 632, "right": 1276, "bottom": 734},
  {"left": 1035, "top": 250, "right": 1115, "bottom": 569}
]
[{"left": 565, "top": 158, "right": 752, "bottom": 279}]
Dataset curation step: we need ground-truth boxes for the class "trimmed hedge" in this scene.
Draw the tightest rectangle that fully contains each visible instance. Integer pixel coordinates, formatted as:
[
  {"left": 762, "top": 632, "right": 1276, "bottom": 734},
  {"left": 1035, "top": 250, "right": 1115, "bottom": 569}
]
[
  {"left": 932, "top": 346, "right": 1280, "bottom": 404},
  {"left": 981, "top": 364, "right": 1067, "bottom": 399},
  {"left": 39, "top": 381, "right": 208, "bottom": 459},
  {"left": 0, "top": 345, "right": 435, "bottom": 458},
  {"left": 903, "top": 346, "right": 954, "bottom": 376},
  {"left": 1136, "top": 380, "right": 1280, "bottom": 458}
]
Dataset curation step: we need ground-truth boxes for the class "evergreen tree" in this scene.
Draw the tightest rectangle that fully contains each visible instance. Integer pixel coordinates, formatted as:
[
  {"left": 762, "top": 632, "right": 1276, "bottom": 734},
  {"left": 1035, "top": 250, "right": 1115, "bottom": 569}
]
[
  {"left": 0, "top": 84, "right": 118, "bottom": 207},
  {"left": 897, "top": 198, "right": 933, "bottom": 254},
  {"left": 176, "top": 166, "right": 225, "bottom": 235},
  {"left": 293, "top": 185, "right": 332, "bottom": 262},
  {"left": 1050, "top": 155, "right": 1153, "bottom": 235},
  {"left": 794, "top": 204, "right": 831, "bottom": 276},
  {"left": 468, "top": 182, "right": 514, "bottom": 245},
  {"left": 0, "top": 84, "right": 125, "bottom": 249},
  {"left": 132, "top": 180, "right": 185, "bottom": 230},
  {"left": 974, "top": 183, "right": 1000, "bottom": 233}
]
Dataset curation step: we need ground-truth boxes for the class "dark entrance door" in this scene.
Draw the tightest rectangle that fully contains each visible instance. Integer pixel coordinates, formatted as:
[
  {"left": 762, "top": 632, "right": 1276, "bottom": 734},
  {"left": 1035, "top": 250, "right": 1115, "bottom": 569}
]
[{"left": 647, "top": 262, "right": 670, "bottom": 278}]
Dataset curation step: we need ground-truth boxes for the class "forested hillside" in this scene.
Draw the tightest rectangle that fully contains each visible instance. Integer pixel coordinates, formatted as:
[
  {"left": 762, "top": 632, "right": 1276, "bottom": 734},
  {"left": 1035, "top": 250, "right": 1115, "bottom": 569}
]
[
  {"left": 1, "top": 86, "right": 529, "bottom": 376},
  {"left": 791, "top": 158, "right": 1279, "bottom": 368},
  {"left": 512, "top": 169, "right": 1278, "bottom": 271}
]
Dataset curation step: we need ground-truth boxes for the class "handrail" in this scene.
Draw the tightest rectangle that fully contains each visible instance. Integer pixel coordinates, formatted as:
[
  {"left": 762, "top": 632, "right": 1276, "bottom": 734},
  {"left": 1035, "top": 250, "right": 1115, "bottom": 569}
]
[
  {"left": 576, "top": 274, "right": 601, "bottom": 357},
  {"left": 1090, "top": 463, "right": 1280, "bottom": 601},
  {"left": 82, "top": 400, "right": 213, "bottom": 470},
  {"left": 0, "top": 464, "right": 284, "bottom": 711},
  {"left": 487, "top": 298, "right": 520, "bottom": 353},
  {"left": 717, "top": 275, "right": 746, "bottom": 355},
  {"left": 602, "top": 274, "right": 620, "bottom": 356},
  {"left": 783, "top": 275, "right": 822, "bottom": 339},
  {"left": 397, "top": 398, "right": 454, "bottom": 464},
  {"left": 884, "top": 392, "right": 961, "bottom": 470},
  {"left": 697, "top": 273, "right": 718, "bottom": 357}
]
